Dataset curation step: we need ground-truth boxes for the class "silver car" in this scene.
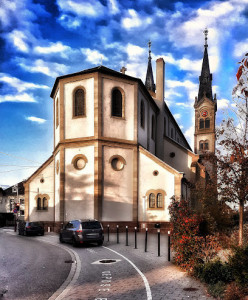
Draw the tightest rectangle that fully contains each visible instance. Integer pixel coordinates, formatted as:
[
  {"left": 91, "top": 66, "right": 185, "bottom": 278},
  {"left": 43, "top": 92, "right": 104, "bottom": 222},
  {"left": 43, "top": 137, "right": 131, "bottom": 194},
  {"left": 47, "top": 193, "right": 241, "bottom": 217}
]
[{"left": 59, "top": 219, "right": 104, "bottom": 247}]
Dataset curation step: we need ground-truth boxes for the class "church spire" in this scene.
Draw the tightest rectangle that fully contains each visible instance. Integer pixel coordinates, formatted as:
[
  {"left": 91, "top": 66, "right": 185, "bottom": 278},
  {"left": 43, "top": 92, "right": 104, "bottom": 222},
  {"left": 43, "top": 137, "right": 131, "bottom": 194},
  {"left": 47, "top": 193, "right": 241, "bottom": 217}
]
[
  {"left": 197, "top": 28, "right": 213, "bottom": 102},
  {"left": 145, "top": 40, "right": 155, "bottom": 92}
]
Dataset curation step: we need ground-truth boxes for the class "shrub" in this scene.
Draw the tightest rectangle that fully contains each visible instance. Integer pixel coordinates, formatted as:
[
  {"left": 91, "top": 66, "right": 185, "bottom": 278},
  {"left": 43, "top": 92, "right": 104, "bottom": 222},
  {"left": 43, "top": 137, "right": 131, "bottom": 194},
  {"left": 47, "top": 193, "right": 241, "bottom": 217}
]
[
  {"left": 207, "top": 281, "right": 226, "bottom": 299},
  {"left": 224, "top": 282, "right": 247, "bottom": 300},
  {"left": 228, "top": 245, "right": 248, "bottom": 287},
  {"left": 196, "top": 259, "right": 233, "bottom": 285},
  {"left": 169, "top": 197, "right": 220, "bottom": 272}
]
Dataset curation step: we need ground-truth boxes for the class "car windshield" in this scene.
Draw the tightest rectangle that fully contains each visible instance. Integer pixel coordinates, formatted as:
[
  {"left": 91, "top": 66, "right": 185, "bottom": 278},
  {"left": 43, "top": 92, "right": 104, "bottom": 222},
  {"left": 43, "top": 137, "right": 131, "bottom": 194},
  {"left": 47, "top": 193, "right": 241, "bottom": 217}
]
[
  {"left": 81, "top": 221, "right": 101, "bottom": 229},
  {"left": 29, "top": 222, "right": 42, "bottom": 226}
]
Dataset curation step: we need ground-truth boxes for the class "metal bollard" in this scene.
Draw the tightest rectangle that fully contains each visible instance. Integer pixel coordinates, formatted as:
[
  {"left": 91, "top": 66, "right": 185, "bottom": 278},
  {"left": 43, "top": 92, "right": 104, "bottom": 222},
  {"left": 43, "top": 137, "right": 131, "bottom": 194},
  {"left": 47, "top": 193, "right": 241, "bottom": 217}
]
[
  {"left": 158, "top": 229, "right": 160, "bottom": 257},
  {"left": 134, "top": 227, "right": 137, "bottom": 249},
  {"left": 168, "top": 230, "right": 171, "bottom": 261},
  {"left": 117, "top": 225, "right": 119, "bottom": 244},
  {"left": 107, "top": 225, "right": 109, "bottom": 242},
  {"left": 126, "top": 226, "right": 128, "bottom": 246},
  {"left": 145, "top": 228, "right": 148, "bottom": 252}
]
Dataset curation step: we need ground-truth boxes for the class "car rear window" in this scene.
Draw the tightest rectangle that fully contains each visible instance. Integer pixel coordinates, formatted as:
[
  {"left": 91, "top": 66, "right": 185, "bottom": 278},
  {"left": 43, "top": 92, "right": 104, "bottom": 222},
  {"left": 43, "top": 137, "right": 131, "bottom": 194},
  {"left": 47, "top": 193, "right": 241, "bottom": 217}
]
[{"left": 81, "top": 221, "right": 101, "bottom": 229}]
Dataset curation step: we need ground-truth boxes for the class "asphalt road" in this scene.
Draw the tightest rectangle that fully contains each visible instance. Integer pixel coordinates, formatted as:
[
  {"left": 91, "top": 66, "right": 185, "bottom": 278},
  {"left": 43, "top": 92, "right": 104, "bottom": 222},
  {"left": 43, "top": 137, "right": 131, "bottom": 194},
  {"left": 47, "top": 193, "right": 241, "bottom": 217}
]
[{"left": 0, "top": 228, "right": 71, "bottom": 300}]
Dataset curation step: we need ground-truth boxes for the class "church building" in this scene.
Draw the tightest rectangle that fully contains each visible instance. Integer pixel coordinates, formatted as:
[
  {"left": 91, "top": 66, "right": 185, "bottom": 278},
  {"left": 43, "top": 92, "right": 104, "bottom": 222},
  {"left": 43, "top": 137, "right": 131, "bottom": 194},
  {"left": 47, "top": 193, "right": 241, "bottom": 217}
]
[{"left": 24, "top": 31, "right": 217, "bottom": 232}]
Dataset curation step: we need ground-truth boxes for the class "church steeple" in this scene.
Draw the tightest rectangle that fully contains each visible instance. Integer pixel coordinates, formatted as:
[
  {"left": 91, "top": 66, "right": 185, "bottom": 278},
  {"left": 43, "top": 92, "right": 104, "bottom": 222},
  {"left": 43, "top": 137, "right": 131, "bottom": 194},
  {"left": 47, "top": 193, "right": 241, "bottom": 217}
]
[
  {"left": 197, "top": 28, "right": 213, "bottom": 102},
  {"left": 145, "top": 41, "right": 155, "bottom": 92}
]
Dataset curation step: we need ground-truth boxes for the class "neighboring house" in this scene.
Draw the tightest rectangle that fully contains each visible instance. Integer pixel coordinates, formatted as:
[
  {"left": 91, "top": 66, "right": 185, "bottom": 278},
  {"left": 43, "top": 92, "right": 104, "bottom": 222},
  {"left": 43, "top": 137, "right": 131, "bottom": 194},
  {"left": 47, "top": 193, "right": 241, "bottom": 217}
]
[
  {"left": 24, "top": 35, "right": 217, "bottom": 232},
  {"left": 0, "top": 182, "right": 25, "bottom": 227}
]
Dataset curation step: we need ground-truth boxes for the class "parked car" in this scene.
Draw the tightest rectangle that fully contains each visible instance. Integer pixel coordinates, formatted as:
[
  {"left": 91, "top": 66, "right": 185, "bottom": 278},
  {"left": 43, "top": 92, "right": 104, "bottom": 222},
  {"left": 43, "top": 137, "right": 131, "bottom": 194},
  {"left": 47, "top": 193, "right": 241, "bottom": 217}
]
[
  {"left": 18, "top": 221, "right": 44, "bottom": 236},
  {"left": 59, "top": 219, "right": 104, "bottom": 247}
]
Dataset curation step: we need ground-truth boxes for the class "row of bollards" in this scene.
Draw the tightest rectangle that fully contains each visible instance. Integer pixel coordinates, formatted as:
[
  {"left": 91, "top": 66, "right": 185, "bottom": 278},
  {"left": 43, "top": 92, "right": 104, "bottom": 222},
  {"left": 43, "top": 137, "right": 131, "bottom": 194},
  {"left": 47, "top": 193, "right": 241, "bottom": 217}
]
[{"left": 106, "top": 225, "right": 171, "bottom": 261}]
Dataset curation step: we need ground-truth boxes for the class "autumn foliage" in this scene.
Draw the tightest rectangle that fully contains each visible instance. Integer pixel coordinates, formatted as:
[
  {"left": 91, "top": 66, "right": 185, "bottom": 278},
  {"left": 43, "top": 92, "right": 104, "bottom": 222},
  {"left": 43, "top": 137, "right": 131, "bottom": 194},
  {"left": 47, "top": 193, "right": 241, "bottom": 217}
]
[{"left": 169, "top": 197, "right": 220, "bottom": 272}]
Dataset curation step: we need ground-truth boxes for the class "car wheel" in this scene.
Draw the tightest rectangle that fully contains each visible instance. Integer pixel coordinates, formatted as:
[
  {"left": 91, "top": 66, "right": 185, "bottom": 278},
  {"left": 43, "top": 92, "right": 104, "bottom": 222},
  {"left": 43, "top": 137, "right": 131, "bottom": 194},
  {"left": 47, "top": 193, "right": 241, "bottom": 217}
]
[
  {"left": 72, "top": 237, "right": 78, "bottom": 247},
  {"left": 40, "top": 232, "right": 44, "bottom": 236},
  {"left": 59, "top": 234, "right": 64, "bottom": 243},
  {"left": 97, "top": 240, "right": 103, "bottom": 246}
]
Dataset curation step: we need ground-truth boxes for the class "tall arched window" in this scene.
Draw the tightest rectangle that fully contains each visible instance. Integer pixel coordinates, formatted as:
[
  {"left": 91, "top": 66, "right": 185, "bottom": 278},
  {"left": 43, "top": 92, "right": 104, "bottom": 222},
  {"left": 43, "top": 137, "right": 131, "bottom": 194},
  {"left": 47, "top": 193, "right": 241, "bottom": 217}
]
[
  {"left": 199, "top": 140, "right": 209, "bottom": 151},
  {"left": 164, "top": 118, "right": 166, "bottom": 137},
  {"left": 157, "top": 193, "right": 163, "bottom": 208},
  {"left": 56, "top": 98, "right": 59, "bottom": 128},
  {"left": 199, "top": 119, "right": 204, "bottom": 129},
  {"left": 151, "top": 115, "right": 155, "bottom": 140},
  {"left": 149, "top": 193, "right": 156, "bottom": 208},
  {"left": 140, "top": 100, "right": 145, "bottom": 128},
  {"left": 111, "top": 88, "right": 123, "bottom": 117},
  {"left": 171, "top": 128, "right": 174, "bottom": 139},
  {"left": 37, "top": 197, "right": 41, "bottom": 210},
  {"left": 43, "top": 197, "right": 48, "bottom": 210},
  {"left": 74, "top": 88, "right": 85, "bottom": 117},
  {"left": 205, "top": 118, "right": 210, "bottom": 128}
]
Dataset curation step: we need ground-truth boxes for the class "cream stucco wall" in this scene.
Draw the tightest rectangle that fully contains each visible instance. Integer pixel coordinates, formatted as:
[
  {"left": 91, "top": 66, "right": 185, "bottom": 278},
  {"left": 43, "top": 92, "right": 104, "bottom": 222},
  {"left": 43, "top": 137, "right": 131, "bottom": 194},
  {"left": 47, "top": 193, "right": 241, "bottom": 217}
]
[
  {"left": 102, "top": 146, "right": 133, "bottom": 221},
  {"left": 64, "top": 78, "right": 94, "bottom": 140},
  {"left": 102, "top": 78, "right": 135, "bottom": 141},
  {"left": 54, "top": 152, "right": 60, "bottom": 222},
  {"left": 138, "top": 151, "right": 175, "bottom": 222},
  {"left": 64, "top": 146, "right": 94, "bottom": 221},
  {"left": 29, "top": 160, "right": 54, "bottom": 222},
  {"left": 54, "top": 89, "right": 60, "bottom": 148},
  {"left": 163, "top": 141, "right": 194, "bottom": 179}
]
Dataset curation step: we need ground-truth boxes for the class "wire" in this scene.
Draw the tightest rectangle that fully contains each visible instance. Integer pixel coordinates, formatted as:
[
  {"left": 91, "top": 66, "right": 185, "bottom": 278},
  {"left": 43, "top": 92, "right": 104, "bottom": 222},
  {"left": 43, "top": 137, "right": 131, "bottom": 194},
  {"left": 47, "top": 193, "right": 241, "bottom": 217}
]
[
  {"left": 0, "top": 164, "right": 40, "bottom": 167},
  {"left": 0, "top": 151, "right": 42, "bottom": 164}
]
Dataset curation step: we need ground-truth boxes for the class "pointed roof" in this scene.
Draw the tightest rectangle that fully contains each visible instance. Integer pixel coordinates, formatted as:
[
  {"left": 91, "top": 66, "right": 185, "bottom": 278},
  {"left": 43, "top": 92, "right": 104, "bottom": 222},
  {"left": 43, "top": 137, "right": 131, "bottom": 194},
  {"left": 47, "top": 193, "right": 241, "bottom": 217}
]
[
  {"left": 145, "top": 41, "right": 155, "bottom": 92},
  {"left": 197, "top": 28, "right": 213, "bottom": 102}
]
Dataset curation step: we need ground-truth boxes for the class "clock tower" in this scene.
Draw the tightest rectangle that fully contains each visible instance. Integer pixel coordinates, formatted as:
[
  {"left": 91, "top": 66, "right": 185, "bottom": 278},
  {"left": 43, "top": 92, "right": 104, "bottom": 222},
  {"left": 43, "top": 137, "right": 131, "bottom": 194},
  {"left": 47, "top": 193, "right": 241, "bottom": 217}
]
[{"left": 194, "top": 29, "right": 217, "bottom": 156}]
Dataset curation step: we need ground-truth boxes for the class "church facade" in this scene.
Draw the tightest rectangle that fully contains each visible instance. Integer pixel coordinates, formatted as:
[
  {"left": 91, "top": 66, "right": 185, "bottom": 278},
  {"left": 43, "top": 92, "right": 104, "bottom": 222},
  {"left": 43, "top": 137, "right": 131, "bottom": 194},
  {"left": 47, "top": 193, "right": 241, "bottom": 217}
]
[{"left": 24, "top": 34, "right": 217, "bottom": 232}]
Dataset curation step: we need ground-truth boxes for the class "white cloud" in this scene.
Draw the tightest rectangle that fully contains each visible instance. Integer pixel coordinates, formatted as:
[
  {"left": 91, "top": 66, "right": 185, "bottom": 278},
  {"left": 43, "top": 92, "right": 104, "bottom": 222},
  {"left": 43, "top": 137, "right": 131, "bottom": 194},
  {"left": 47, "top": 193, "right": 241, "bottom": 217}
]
[
  {"left": 58, "top": 14, "right": 81, "bottom": 29},
  {"left": 18, "top": 59, "right": 68, "bottom": 77},
  {"left": 218, "top": 98, "right": 230, "bottom": 110},
  {"left": 0, "top": 93, "right": 36, "bottom": 103},
  {"left": 0, "top": 73, "right": 49, "bottom": 93},
  {"left": 184, "top": 125, "right": 195, "bottom": 149},
  {"left": 174, "top": 113, "right": 181, "bottom": 120},
  {"left": 126, "top": 44, "right": 145, "bottom": 60},
  {"left": 233, "top": 39, "right": 248, "bottom": 58},
  {"left": 26, "top": 116, "right": 46, "bottom": 124},
  {"left": 108, "top": 0, "right": 120, "bottom": 14},
  {"left": 175, "top": 102, "right": 192, "bottom": 108},
  {"left": 122, "top": 9, "right": 152, "bottom": 29},
  {"left": 56, "top": 0, "right": 105, "bottom": 17},
  {"left": 8, "top": 30, "right": 29, "bottom": 52},
  {"left": 81, "top": 48, "right": 108, "bottom": 65},
  {"left": 34, "top": 42, "right": 70, "bottom": 55}
]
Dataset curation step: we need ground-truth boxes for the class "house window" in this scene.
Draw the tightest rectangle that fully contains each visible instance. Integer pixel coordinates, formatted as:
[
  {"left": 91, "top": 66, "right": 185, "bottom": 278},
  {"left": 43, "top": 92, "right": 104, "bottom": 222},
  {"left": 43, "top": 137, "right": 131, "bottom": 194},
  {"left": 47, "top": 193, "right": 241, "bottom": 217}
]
[
  {"left": 37, "top": 195, "right": 49, "bottom": 211},
  {"left": 111, "top": 88, "right": 123, "bottom": 117},
  {"left": 157, "top": 193, "right": 163, "bottom": 208},
  {"left": 164, "top": 118, "right": 166, "bottom": 137},
  {"left": 149, "top": 193, "right": 156, "bottom": 208},
  {"left": 200, "top": 119, "right": 204, "bottom": 129},
  {"left": 171, "top": 128, "right": 174, "bottom": 139},
  {"left": 140, "top": 100, "right": 145, "bottom": 128},
  {"left": 146, "top": 190, "right": 166, "bottom": 210},
  {"left": 56, "top": 98, "right": 59, "bottom": 128},
  {"left": 151, "top": 115, "right": 155, "bottom": 140},
  {"left": 74, "top": 88, "right": 85, "bottom": 117},
  {"left": 205, "top": 118, "right": 210, "bottom": 128}
]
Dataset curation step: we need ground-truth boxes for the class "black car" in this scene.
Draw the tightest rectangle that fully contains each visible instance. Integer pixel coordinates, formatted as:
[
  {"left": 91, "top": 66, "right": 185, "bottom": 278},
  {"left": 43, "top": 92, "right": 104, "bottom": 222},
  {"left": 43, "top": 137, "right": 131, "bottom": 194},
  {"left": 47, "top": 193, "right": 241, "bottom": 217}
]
[
  {"left": 59, "top": 219, "right": 104, "bottom": 247},
  {"left": 18, "top": 221, "right": 44, "bottom": 236}
]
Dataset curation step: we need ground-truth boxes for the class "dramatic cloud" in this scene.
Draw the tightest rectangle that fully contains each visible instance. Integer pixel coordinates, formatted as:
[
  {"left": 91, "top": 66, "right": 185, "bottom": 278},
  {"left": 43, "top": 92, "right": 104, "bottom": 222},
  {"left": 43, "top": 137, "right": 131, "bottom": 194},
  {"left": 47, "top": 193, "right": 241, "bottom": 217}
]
[
  {"left": 233, "top": 39, "right": 248, "bottom": 58},
  {"left": 81, "top": 48, "right": 108, "bottom": 65},
  {"left": 26, "top": 116, "right": 46, "bottom": 124},
  {"left": 17, "top": 58, "right": 69, "bottom": 77},
  {"left": 218, "top": 98, "right": 230, "bottom": 110},
  {"left": 121, "top": 9, "right": 152, "bottom": 29},
  {"left": 0, "top": 93, "right": 36, "bottom": 103},
  {"left": 0, "top": 74, "right": 49, "bottom": 93}
]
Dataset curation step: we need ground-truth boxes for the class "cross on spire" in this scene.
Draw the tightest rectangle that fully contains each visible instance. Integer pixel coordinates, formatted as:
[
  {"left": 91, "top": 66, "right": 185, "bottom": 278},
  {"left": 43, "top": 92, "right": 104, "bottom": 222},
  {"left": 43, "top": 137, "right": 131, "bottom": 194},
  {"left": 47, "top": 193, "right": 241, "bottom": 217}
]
[{"left": 203, "top": 28, "right": 208, "bottom": 48}]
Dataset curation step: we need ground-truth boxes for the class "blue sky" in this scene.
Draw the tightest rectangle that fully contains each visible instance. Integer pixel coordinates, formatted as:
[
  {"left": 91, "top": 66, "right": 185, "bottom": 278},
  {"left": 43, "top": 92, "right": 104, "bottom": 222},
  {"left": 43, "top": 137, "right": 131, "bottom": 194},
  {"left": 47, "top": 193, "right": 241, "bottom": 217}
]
[{"left": 0, "top": 0, "right": 248, "bottom": 187}]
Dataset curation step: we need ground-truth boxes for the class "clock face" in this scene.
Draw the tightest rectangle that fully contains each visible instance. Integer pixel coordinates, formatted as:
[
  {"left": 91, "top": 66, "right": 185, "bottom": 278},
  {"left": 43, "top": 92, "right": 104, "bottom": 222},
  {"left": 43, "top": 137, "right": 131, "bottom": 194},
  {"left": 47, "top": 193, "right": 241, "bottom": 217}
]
[{"left": 201, "top": 110, "right": 208, "bottom": 117}]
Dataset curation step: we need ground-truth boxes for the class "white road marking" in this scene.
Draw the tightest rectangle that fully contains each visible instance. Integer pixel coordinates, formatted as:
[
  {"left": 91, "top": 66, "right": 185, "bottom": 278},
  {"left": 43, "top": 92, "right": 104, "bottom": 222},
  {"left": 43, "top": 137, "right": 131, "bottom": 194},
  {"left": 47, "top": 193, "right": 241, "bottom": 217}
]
[{"left": 103, "top": 246, "right": 152, "bottom": 300}]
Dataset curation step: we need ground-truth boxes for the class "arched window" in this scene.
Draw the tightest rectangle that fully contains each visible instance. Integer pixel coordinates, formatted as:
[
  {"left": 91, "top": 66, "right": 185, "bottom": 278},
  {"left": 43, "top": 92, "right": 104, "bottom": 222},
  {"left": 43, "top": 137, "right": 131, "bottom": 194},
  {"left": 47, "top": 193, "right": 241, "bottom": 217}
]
[
  {"left": 199, "top": 140, "right": 209, "bottom": 151},
  {"left": 151, "top": 115, "right": 155, "bottom": 140},
  {"left": 164, "top": 118, "right": 166, "bottom": 137},
  {"left": 171, "top": 128, "right": 174, "bottom": 139},
  {"left": 199, "top": 141, "right": 204, "bottom": 150},
  {"left": 43, "top": 197, "right": 48, "bottom": 210},
  {"left": 149, "top": 193, "right": 156, "bottom": 208},
  {"left": 37, "top": 197, "right": 41, "bottom": 210},
  {"left": 74, "top": 88, "right": 85, "bottom": 117},
  {"left": 199, "top": 119, "right": 204, "bottom": 129},
  {"left": 157, "top": 193, "right": 163, "bottom": 208},
  {"left": 205, "top": 118, "right": 210, "bottom": 128},
  {"left": 204, "top": 141, "right": 209, "bottom": 150},
  {"left": 111, "top": 88, "right": 122, "bottom": 117},
  {"left": 56, "top": 98, "right": 59, "bottom": 128},
  {"left": 140, "top": 100, "right": 145, "bottom": 128}
]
